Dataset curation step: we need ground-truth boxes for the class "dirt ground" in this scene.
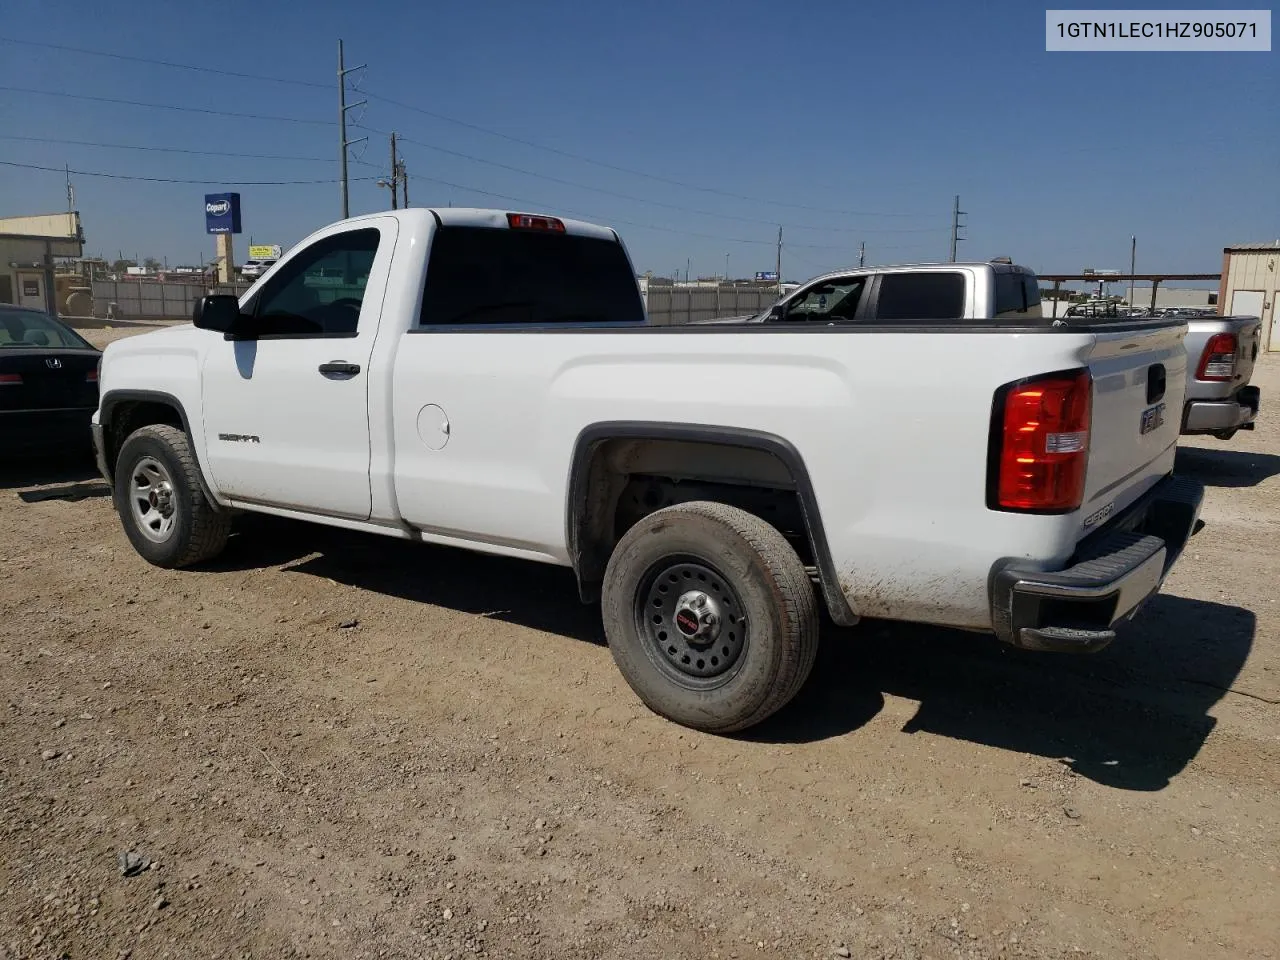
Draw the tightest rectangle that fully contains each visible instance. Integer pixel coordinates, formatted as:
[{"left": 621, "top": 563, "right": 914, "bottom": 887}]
[{"left": 2, "top": 324, "right": 1278, "bottom": 960}]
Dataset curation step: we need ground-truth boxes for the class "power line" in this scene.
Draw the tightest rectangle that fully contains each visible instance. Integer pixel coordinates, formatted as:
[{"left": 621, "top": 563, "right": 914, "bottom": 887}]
[
  {"left": 400, "top": 170, "right": 860, "bottom": 251},
  {"left": 373, "top": 127, "right": 940, "bottom": 236},
  {"left": 0, "top": 36, "right": 330, "bottom": 89},
  {"left": 364, "top": 88, "right": 932, "bottom": 219},
  {"left": 1, "top": 159, "right": 375, "bottom": 186},
  {"left": 0, "top": 85, "right": 332, "bottom": 126},
  {"left": 0, "top": 37, "right": 933, "bottom": 220},
  {"left": 0, "top": 133, "right": 349, "bottom": 163}
]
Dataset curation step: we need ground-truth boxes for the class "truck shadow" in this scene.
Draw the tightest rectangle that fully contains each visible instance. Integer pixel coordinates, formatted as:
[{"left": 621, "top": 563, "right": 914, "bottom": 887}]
[
  {"left": 210, "top": 514, "right": 605, "bottom": 645},
  {"left": 750, "top": 593, "right": 1255, "bottom": 792},
  {"left": 211, "top": 515, "right": 1253, "bottom": 793},
  {"left": 1175, "top": 445, "right": 1280, "bottom": 487},
  {"left": 0, "top": 453, "right": 104, "bottom": 496}
]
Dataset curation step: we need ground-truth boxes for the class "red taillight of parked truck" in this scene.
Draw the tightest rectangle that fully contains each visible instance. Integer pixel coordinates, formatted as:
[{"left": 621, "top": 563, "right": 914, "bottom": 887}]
[
  {"left": 990, "top": 369, "right": 1093, "bottom": 512},
  {"left": 1195, "top": 332, "right": 1238, "bottom": 381}
]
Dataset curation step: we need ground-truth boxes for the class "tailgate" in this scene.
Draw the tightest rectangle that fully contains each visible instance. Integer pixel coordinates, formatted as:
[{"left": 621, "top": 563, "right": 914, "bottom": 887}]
[
  {"left": 1081, "top": 321, "right": 1186, "bottom": 519},
  {"left": 1227, "top": 316, "right": 1262, "bottom": 386}
]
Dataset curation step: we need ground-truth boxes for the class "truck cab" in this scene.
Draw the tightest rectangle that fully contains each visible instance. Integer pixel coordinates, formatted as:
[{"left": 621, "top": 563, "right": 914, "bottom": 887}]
[{"left": 693, "top": 260, "right": 1044, "bottom": 326}]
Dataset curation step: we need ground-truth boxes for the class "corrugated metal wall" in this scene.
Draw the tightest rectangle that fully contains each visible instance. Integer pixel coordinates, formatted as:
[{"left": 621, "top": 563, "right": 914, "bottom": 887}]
[
  {"left": 1224, "top": 251, "right": 1280, "bottom": 351},
  {"left": 89, "top": 279, "right": 253, "bottom": 321},
  {"left": 643, "top": 284, "right": 779, "bottom": 325}
]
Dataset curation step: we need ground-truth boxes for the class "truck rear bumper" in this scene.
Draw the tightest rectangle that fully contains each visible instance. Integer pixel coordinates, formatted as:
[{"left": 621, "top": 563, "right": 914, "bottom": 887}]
[
  {"left": 990, "top": 475, "right": 1204, "bottom": 653},
  {"left": 1181, "top": 385, "right": 1260, "bottom": 434}
]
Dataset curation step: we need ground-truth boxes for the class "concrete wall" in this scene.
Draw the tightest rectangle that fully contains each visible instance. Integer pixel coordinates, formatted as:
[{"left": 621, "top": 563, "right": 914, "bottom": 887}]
[
  {"left": 1222, "top": 249, "right": 1280, "bottom": 351},
  {"left": 1120, "top": 287, "right": 1218, "bottom": 309}
]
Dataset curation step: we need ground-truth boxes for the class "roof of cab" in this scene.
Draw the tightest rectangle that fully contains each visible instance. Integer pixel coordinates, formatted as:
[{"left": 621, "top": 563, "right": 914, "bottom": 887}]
[
  {"left": 346, "top": 206, "right": 619, "bottom": 242},
  {"left": 794, "top": 260, "right": 1035, "bottom": 289},
  {"left": 331, "top": 207, "right": 619, "bottom": 241}
]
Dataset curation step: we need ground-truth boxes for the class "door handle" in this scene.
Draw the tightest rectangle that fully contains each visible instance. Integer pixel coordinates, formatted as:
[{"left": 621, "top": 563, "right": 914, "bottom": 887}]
[{"left": 318, "top": 361, "right": 361, "bottom": 377}]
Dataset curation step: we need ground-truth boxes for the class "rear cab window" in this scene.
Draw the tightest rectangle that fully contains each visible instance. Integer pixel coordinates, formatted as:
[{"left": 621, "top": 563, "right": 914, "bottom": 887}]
[
  {"left": 419, "top": 225, "right": 645, "bottom": 327},
  {"left": 993, "top": 270, "right": 1043, "bottom": 320}
]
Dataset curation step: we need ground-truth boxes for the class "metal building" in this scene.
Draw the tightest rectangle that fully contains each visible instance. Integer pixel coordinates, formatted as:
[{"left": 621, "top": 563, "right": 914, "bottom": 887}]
[
  {"left": 1219, "top": 241, "right": 1280, "bottom": 352},
  {"left": 0, "top": 212, "right": 85, "bottom": 315}
]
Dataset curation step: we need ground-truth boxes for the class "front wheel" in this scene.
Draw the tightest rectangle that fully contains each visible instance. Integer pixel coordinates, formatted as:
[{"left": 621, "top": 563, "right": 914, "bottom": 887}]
[
  {"left": 601, "top": 501, "right": 820, "bottom": 734},
  {"left": 113, "top": 424, "right": 231, "bottom": 568}
]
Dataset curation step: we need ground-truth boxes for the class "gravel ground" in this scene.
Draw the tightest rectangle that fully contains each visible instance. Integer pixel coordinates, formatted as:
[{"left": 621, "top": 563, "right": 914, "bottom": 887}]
[{"left": 1, "top": 327, "right": 1277, "bottom": 960}]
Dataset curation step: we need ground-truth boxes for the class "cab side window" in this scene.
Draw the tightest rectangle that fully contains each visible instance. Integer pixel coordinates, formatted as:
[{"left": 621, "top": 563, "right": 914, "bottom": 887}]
[
  {"left": 247, "top": 228, "right": 380, "bottom": 337},
  {"left": 780, "top": 277, "right": 867, "bottom": 322},
  {"left": 874, "top": 272, "right": 965, "bottom": 321}
]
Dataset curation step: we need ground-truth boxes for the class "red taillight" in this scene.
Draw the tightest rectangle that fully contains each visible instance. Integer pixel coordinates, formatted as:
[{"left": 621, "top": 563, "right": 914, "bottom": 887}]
[
  {"left": 1195, "top": 332, "right": 1237, "bottom": 381},
  {"left": 506, "top": 212, "right": 565, "bottom": 232},
  {"left": 86, "top": 369, "right": 98, "bottom": 382},
  {"left": 0, "top": 373, "right": 21, "bottom": 385},
  {"left": 992, "top": 370, "right": 1092, "bottom": 512}
]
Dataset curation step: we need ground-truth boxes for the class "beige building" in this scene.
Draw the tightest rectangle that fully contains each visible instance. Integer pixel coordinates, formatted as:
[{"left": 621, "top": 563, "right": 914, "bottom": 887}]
[
  {"left": 1219, "top": 241, "right": 1280, "bottom": 352},
  {"left": 0, "top": 212, "right": 85, "bottom": 314}
]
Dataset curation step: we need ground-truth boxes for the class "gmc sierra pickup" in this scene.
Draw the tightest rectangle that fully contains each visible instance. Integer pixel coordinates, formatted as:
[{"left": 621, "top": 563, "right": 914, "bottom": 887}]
[{"left": 91, "top": 208, "right": 1204, "bottom": 734}]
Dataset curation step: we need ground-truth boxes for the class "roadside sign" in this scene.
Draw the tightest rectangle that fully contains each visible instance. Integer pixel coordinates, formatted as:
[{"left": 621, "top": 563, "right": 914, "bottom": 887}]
[
  {"left": 204, "top": 193, "right": 242, "bottom": 234},
  {"left": 755, "top": 271, "right": 779, "bottom": 281},
  {"left": 248, "top": 244, "right": 281, "bottom": 260}
]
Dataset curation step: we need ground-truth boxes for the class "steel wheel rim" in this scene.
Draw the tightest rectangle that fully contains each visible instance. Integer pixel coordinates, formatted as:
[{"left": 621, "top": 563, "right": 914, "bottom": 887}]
[
  {"left": 635, "top": 557, "right": 748, "bottom": 687},
  {"left": 129, "top": 456, "right": 178, "bottom": 543}
]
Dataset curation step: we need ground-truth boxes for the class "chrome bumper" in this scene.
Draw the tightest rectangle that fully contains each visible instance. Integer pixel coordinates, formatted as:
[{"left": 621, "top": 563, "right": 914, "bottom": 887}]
[
  {"left": 990, "top": 475, "right": 1204, "bottom": 653},
  {"left": 1182, "top": 385, "right": 1260, "bottom": 434}
]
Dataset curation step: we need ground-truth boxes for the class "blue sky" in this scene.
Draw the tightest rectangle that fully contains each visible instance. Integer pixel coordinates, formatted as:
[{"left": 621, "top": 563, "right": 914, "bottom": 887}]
[{"left": 0, "top": 0, "right": 1275, "bottom": 282}]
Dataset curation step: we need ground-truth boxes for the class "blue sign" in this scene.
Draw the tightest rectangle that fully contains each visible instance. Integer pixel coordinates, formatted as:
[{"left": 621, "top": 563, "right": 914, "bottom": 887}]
[
  {"left": 755, "top": 271, "right": 778, "bottom": 281},
  {"left": 204, "top": 192, "right": 242, "bottom": 234}
]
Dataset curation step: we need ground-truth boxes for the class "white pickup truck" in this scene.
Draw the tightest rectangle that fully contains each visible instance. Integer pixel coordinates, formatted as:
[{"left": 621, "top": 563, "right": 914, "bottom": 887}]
[{"left": 91, "top": 208, "right": 1204, "bottom": 733}]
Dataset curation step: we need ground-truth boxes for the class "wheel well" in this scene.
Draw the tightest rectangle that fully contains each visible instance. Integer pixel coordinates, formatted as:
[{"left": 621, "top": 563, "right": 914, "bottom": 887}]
[
  {"left": 102, "top": 399, "right": 184, "bottom": 477},
  {"left": 572, "top": 435, "right": 817, "bottom": 597}
]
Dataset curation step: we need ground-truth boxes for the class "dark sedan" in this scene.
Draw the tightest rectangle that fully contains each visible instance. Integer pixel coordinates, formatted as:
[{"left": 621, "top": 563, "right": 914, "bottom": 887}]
[{"left": 0, "top": 305, "right": 101, "bottom": 457}]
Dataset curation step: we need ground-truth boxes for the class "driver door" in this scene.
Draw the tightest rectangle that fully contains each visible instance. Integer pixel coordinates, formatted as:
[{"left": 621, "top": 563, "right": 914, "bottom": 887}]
[{"left": 199, "top": 218, "right": 397, "bottom": 519}]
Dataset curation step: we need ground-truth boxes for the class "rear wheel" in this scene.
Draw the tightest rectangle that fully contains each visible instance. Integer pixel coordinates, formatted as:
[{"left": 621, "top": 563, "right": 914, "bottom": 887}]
[
  {"left": 601, "top": 501, "right": 820, "bottom": 733},
  {"left": 113, "top": 424, "right": 230, "bottom": 568}
]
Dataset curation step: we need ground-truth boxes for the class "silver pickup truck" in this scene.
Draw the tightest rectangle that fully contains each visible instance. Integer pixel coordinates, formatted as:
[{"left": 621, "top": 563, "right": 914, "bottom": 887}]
[
  {"left": 1177, "top": 313, "right": 1262, "bottom": 439},
  {"left": 689, "top": 267, "right": 1263, "bottom": 441}
]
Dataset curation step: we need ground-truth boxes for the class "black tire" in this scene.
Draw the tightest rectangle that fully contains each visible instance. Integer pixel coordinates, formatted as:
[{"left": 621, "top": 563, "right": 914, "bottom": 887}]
[
  {"left": 113, "top": 424, "right": 230, "bottom": 568},
  {"left": 601, "top": 500, "right": 820, "bottom": 734}
]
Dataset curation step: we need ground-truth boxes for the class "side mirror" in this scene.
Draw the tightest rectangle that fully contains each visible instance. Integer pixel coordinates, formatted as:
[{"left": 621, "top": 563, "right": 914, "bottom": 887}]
[
  {"left": 193, "top": 295, "right": 245, "bottom": 338},
  {"left": 766, "top": 304, "right": 786, "bottom": 322}
]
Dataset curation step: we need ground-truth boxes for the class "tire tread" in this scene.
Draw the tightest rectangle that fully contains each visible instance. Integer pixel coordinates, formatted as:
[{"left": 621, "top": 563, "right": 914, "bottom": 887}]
[
  {"left": 602, "top": 500, "right": 820, "bottom": 733},
  {"left": 116, "top": 424, "right": 230, "bottom": 568}
]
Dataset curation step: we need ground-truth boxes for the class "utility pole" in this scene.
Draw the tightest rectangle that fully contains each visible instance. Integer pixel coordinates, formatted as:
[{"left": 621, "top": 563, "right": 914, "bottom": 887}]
[
  {"left": 686, "top": 257, "right": 691, "bottom": 283},
  {"left": 337, "top": 39, "right": 368, "bottom": 219},
  {"left": 1129, "top": 235, "right": 1136, "bottom": 306},
  {"left": 64, "top": 163, "right": 74, "bottom": 212},
  {"left": 725, "top": 253, "right": 729, "bottom": 281},
  {"left": 389, "top": 132, "right": 399, "bottom": 210},
  {"left": 776, "top": 226, "right": 783, "bottom": 294},
  {"left": 400, "top": 158, "right": 409, "bottom": 207},
  {"left": 949, "top": 195, "right": 966, "bottom": 262},
  {"left": 858, "top": 241, "right": 865, "bottom": 268}
]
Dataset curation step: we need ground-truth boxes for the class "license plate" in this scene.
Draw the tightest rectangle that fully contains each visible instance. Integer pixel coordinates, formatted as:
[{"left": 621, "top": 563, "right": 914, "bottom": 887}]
[{"left": 1140, "top": 402, "right": 1166, "bottom": 435}]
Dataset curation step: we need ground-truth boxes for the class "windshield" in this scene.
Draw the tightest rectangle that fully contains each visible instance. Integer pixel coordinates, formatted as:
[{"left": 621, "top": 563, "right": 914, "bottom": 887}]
[{"left": 0, "top": 308, "right": 94, "bottom": 349}]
